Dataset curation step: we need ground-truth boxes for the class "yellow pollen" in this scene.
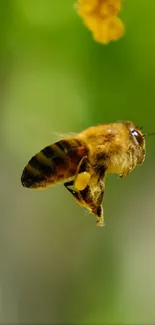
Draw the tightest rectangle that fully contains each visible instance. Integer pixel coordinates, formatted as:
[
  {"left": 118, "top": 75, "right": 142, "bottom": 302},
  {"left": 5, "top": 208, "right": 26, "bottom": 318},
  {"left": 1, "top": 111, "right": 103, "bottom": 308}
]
[{"left": 74, "top": 171, "right": 91, "bottom": 191}]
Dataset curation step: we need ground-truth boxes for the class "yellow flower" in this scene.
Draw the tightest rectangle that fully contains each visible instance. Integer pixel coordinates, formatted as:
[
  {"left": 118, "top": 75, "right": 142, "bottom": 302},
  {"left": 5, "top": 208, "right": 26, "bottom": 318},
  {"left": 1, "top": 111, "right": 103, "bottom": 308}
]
[{"left": 76, "top": 0, "right": 125, "bottom": 44}]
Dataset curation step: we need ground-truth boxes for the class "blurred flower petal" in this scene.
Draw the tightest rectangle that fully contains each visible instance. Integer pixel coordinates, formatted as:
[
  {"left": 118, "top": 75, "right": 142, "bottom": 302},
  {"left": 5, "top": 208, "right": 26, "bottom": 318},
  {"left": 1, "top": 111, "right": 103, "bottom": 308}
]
[{"left": 76, "top": 0, "right": 125, "bottom": 44}]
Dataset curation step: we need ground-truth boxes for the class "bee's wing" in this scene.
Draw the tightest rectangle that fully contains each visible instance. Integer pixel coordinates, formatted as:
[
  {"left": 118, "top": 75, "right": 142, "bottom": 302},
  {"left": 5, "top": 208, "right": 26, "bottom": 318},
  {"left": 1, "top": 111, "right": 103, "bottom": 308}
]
[
  {"left": 22, "top": 119, "right": 77, "bottom": 142},
  {"left": 52, "top": 132, "right": 77, "bottom": 140}
]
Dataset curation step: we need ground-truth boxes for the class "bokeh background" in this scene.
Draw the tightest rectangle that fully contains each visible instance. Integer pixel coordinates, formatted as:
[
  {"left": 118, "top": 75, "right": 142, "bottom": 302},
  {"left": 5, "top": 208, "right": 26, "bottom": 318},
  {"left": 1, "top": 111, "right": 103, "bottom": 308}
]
[{"left": 1, "top": 0, "right": 155, "bottom": 323}]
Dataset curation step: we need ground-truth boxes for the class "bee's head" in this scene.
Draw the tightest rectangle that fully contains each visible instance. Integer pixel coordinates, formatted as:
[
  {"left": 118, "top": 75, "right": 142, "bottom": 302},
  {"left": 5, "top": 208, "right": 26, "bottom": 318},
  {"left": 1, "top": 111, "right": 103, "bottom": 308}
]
[{"left": 125, "top": 121, "right": 146, "bottom": 165}]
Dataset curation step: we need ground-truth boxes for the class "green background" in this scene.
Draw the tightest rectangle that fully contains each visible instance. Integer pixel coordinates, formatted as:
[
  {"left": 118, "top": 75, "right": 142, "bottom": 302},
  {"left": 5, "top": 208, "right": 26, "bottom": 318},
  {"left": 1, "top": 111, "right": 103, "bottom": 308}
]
[{"left": 1, "top": 0, "right": 155, "bottom": 323}]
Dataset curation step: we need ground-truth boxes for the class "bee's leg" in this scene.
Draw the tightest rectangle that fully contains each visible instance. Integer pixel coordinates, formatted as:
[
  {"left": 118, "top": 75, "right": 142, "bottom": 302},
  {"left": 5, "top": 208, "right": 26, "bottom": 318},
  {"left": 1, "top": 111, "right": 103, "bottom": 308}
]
[
  {"left": 80, "top": 184, "right": 105, "bottom": 227},
  {"left": 119, "top": 166, "right": 133, "bottom": 178},
  {"left": 95, "top": 177, "right": 106, "bottom": 226},
  {"left": 64, "top": 180, "right": 83, "bottom": 206},
  {"left": 94, "top": 187, "right": 105, "bottom": 227},
  {"left": 64, "top": 178, "right": 105, "bottom": 227},
  {"left": 74, "top": 156, "right": 91, "bottom": 191},
  {"left": 91, "top": 205, "right": 104, "bottom": 227}
]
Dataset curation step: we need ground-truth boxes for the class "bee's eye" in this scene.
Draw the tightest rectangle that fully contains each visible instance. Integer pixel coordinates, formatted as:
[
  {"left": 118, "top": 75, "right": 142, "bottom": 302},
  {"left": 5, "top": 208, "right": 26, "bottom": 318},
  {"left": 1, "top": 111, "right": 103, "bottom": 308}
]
[{"left": 131, "top": 130, "right": 144, "bottom": 145}]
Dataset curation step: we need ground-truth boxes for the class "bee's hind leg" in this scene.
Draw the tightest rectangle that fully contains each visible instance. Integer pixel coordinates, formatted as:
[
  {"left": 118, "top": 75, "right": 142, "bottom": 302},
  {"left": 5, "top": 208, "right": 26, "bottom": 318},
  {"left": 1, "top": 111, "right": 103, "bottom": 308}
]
[
  {"left": 95, "top": 186, "right": 105, "bottom": 227},
  {"left": 80, "top": 185, "right": 105, "bottom": 227},
  {"left": 64, "top": 178, "right": 105, "bottom": 227},
  {"left": 64, "top": 180, "right": 83, "bottom": 206},
  {"left": 92, "top": 202, "right": 104, "bottom": 227}
]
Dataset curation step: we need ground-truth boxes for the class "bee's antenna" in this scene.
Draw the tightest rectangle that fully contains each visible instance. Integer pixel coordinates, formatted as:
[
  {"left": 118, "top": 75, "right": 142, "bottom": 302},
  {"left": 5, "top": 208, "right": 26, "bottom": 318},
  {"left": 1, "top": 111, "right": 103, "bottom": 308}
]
[{"left": 143, "top": 132, "right": 155, "bottom": 137}]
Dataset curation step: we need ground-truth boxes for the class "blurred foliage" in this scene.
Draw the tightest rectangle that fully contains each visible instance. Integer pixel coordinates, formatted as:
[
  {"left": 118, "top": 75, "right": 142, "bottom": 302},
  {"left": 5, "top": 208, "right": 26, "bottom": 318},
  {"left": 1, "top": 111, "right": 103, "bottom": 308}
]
[{"left": 0, "top": 0, "right": 155, "bottom": 324}]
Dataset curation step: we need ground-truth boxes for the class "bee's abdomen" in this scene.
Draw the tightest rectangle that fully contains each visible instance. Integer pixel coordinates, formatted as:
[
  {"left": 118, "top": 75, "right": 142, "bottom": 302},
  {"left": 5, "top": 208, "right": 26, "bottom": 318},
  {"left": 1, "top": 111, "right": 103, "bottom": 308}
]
[{"left": 21, "top": 138, "right": 88, "bottom": 189}]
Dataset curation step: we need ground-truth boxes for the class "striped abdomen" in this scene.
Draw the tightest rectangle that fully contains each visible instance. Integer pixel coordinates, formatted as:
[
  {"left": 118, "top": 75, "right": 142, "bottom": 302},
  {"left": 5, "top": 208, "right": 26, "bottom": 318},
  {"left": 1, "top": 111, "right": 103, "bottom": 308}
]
[{"left": 21, "top": 138, "right": 89, "bottom": 189}]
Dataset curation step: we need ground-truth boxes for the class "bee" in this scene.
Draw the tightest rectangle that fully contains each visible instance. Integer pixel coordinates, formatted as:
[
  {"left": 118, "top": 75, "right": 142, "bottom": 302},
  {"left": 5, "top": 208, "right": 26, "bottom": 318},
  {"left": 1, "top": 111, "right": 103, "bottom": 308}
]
[{"left": 21, "top": 121, "right": 146, "bottom": 227}]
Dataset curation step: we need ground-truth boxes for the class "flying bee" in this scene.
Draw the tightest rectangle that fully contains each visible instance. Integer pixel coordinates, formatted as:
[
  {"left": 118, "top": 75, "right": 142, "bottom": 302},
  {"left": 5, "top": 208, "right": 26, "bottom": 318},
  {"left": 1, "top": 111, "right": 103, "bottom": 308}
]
[{"left": 21, "top": 121, "right": 147, "bottom": 227}]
